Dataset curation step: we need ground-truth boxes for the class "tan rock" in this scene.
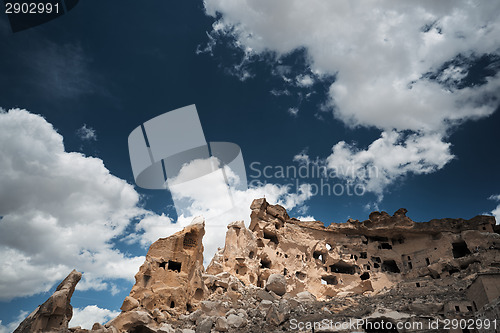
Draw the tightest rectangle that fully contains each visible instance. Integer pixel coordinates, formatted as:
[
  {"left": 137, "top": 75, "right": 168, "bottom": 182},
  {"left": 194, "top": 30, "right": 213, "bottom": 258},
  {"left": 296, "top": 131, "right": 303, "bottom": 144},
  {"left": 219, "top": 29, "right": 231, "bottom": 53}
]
[
  {"left": 214, "top": 317, "right": 229, "bottom": 332},
  {"left": 128, "top": 217, "right": 207, "bottom": 313},
  {"left": 265, "top": 274, "right": 286, "bottom": 296},
  {"left": 14, "top": 269, "right": 82, "bottom": 333},
  {"left": 109, "top": 217, "right": 208, "bottom": 332},
  {"left": 120, "top": 296, "right": 139, "bottom": 312},
  {"left": 207, "top": 198, "right": 498, "bottom": 302}
]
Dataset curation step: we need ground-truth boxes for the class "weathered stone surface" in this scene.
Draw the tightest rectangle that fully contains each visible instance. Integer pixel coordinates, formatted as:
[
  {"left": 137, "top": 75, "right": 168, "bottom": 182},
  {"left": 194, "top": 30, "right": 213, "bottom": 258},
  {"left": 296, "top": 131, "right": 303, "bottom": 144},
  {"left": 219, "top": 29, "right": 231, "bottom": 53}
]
[
  {"left": 157, "top": 323, "right": 175, "bottom": 333},
  {"left": 106, "top": 309, "right": 153, "bottom": 332},
  {"left": 208, "top": 198, "right": 499, "bottom": 301},
  {"left": 14, "top": 198, "right": 500, "bottom": 333},
  {"left": 226, "top": 313, "right": 246, "bottom": 328},
  {"left": 128, "top": 217, "right": 207, "bottom": 313},
  {"left": 296, "top": 291, "right": 316, "bottom": 303},
  {"left": 120, "top": 296, "right": 139, "bottom": 312},
  {"left": 214, "top": 317, "right": 229, "bottom": 332},
  {"left": 195, "top": 317, "right": 213, "bottom": 333},
  {"left": 14, "top": 269, "right": 81, "bottom": 333},
  {"left": 265, "top": 274, "right": 286, "bottom": 296},
  {"left": 109, "top": 217, "right": 207, "bottom": 332},
  {"left": 265, "top": 304, "right": 285, "bottom": 326},
  {"left": 256, "top": 289, "right": 277, "bottom": 302}
]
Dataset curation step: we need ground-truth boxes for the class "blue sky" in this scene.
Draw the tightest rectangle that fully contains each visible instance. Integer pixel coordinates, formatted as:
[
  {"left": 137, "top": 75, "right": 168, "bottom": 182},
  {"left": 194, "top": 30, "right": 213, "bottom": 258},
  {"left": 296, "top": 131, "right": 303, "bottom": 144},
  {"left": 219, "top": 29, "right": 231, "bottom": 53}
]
[{"left": 0, "top": 1, "right": 499, "bottom": 330}]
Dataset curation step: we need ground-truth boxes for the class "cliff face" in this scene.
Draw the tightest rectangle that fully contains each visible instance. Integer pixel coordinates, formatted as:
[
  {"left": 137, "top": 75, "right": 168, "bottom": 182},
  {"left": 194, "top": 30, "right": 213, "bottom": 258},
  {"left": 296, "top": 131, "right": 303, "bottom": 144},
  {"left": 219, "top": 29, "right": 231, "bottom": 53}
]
[
  {"left": 107, "top": 217, "right": 208, "bottom": 333},
  {"left": 207, "top": 198, "right": 499, "bottom": 301},
  {"left": 15, "top": 199, "right": 500, "bottom": 333}
]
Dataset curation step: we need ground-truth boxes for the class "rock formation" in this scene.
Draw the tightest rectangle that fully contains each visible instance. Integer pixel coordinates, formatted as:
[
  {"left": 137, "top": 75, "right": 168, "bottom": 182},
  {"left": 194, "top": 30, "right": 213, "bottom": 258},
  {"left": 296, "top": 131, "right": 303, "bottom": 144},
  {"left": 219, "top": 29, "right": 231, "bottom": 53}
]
[
  {"left": 14, "top": 269, "right": 81, "bottom": 333},
  {"left": 207, "top": 198, "right": 499, "bottom": 302},
  {"left": 15, "top": 198, "right": 500, "bottom": 333},
  {"left": 108, "top": 216, "right": 208, "bottom": 332}
]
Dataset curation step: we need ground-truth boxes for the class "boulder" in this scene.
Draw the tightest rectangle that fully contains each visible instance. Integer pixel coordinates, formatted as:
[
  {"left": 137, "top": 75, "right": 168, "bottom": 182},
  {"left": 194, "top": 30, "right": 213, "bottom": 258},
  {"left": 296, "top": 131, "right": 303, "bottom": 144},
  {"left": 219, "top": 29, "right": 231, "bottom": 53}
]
[
  {"left": 196, "top": 317, "right": 213, "bottom": 333},
  {"left": 120, "top": 296, "right": 139, "bottom": 312},
  {"left": 226, "top": 313, "right": 246, "bottom": 328},
  {"left": 214, "top": 317, "right": 229, "bottom": 332},
  {"left": 265, "top": 274, "right": 287, "bottom": 296}
]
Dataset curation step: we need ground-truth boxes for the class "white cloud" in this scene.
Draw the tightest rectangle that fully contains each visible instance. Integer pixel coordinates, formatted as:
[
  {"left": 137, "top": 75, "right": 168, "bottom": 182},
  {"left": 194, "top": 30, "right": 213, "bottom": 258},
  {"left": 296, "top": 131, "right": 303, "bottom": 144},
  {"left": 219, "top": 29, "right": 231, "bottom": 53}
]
[
  {"left": 488, "top": 195, "right": 500, "bottom": 225},
  {"left": 122, "top": 156, "right": 313, "bottom": 264},
  {"left": 76, "top": 124, "right": 97, "bottom": 141},
  {"left": 204, "top": 0, "right": 500, "bottom": 194},
  {"left": 204, "top": 0, "right": 500, "bottom": 131},
  {"left": 296, "top": 75, "right": 314, "bottom": 87},
  {"left": 288, "top": 107, "right": 299, "bottom": 117},
  {"left": 325, "top": 131, "right": 453, "bottom": 199},
  {"left": 70, "top": 305, "right": 120, "bottom": 330},
  {"left": 0, "top": 311, "right": 28, "bottom": 333},
  {"left": 0, "top": 106, "right": 311, "bottom": 300},
  {"left": 0, "top": 108, "right": 151, "bottom": 300},
  {"left": 296, "top": 215, "right": 315, "bottom": 221}
]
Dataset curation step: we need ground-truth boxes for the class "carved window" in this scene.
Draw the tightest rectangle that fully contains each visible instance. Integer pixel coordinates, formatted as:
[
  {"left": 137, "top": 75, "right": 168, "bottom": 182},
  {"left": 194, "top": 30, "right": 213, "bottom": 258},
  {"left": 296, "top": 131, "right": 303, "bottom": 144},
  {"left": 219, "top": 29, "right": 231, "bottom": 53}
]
[{"left": 167, "top": 260, "right": 182, "bottom": 273}]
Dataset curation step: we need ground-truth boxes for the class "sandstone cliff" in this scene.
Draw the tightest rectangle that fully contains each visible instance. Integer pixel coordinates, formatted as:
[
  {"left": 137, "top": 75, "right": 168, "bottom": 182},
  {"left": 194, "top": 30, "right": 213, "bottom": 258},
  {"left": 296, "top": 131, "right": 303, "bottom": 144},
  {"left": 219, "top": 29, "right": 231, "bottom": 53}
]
[{"left": 15, "top": 199, "right": 500, "bottom": 333}]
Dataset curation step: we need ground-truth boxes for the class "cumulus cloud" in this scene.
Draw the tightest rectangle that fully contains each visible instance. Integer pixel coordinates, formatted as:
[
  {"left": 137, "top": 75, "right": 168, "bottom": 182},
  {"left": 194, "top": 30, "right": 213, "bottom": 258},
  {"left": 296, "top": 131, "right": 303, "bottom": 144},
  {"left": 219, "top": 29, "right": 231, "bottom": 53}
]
[
  {"left": 0, "top": 108, "right": 148, "bottom": 300},
  {"left": 70, "top": 305, "right": 120, "bottom": 330},
  {"left": 488, "top": 194, "right": 500, "bottom": 225},
  {"left": 204, "top": 0, "right": 500, "bottom": 130},
  {"left": 325, "top": 131, "right": 453, "bottom": 198},
  {"left": 203, "top": 0, "right": 500, "bottom": 194},
  {"left": 76, "top": 124, "right": 97, "bottom": 141},
  {"left": 0, "top": 107, "right": 312, "bottom": 303},
  {"left": 296, "top": 75, "right": 314, "bottom": 88}
]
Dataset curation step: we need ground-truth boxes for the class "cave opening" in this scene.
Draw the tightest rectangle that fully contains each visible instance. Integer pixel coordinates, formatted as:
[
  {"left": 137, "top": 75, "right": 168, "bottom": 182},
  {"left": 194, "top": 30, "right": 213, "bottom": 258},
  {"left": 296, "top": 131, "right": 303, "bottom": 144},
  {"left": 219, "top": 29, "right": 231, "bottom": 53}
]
[
  {"left": 330, "top": 261, "right": 356, "bottom": 274},
  {"left": 295, "top": 271, "right": 306, "bottom": 280},
  {"left": 321, "top": 275, "right": 338, "bottom": 285},
  {"left": 194, "top": 288, "right": 203, "bottom": 300},
  {"left": 263, "top": 230, "right": 279, "bottom": 244},
  {"left": 452, "top": 241, "right": 471, "bottom": 258},
  {"left": 167, "top": 260, "right": 182, "bottom": 273},
  {"left": 360, "top": 272, "right": 370, "bottom": 280},
  {"left": 260, "top": 258, "right": 271, "bottom": 269},
  {"left": 313, "top": 251, "right": 326, "bottom": 264},
  {"left": 381, "top": 260, "right": 401, "bottom": 273},
  {"left": 128, "top": 325, "right": 156, "bottom": 333},
  {"left": 379, "top": 242, "right": 393, "bottom": 249}
]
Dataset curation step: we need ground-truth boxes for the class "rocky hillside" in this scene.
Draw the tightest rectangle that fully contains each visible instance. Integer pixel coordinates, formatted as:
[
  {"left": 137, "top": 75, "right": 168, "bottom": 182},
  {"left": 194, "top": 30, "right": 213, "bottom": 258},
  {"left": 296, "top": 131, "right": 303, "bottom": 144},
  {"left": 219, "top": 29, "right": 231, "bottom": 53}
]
[{"left": 15, "top": 199, "right": 500, "bottom": 333}]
